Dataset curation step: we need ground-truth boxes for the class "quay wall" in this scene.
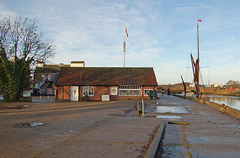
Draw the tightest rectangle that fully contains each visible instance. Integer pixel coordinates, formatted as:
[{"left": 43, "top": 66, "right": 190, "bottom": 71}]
[{"left": 177, "top": 95, "right": 240, "bottom": 120}]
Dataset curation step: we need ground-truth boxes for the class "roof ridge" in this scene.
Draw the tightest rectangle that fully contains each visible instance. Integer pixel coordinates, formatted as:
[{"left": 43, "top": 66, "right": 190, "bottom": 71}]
[{"left": 61, "top": 67, "right": 153, "bottom": 68}]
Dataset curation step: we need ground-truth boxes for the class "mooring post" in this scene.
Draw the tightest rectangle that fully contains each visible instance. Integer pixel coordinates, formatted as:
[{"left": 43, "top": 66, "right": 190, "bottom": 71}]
[{"left": 142, "top": 99, "right": 144, "bottom": 117}]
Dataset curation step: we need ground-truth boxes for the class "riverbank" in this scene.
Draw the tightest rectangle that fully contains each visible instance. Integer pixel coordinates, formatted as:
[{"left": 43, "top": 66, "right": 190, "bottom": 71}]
[
  {"left": 144, "top": 95, "right": 240, "bottom": 157},
  {"left": 190, "top": 96, "right": 240, "bottom": 120},
  {"left": 158, "top": 85, "right": 240, "bottom": 96},
  {"left": 174, "top": 93, "right": 240, "bottom": 120}
]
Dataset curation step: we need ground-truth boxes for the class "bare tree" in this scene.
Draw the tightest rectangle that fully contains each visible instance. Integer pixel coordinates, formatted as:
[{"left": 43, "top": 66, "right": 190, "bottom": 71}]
[
  {"left": 0, "top": 16, "right": 55, "bottom": 61},
  {"left": 226, "top": 80, "right": 240, "bottom": 89},
  {"left": 0, "top": 16, "right": 55, "bottom": 101}
]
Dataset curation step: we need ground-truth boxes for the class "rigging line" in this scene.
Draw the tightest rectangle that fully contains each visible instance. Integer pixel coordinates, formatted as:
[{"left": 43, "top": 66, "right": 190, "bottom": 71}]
[
  {"left": 208, "top": 65, "right": 211, "bottom": 85},
  {"left": 199, "top": 72, "right": 205, "bottom": 92},
  {"left": 200, "top": 40, "right": 210, "bottom": 67},
  {"left": 201, "top": 39, "right": 211, "bottom": 86},
  {"left": 199, "top": 70, "right": 206, "bottom": 93},
  {"left": 185, "top": 54, "right": 192, "bottom": 83}
]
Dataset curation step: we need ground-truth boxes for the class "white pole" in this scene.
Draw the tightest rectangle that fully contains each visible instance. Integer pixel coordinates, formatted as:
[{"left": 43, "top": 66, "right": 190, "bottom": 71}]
[
  {"left": 142, "top": 99, "right": 144, "bottom": 117},
  {"left": 124, "top": 50, "right": 125, "bottom": 68},
  {"left": 123, "top": 26, "right": 126, "bottom": 68}
]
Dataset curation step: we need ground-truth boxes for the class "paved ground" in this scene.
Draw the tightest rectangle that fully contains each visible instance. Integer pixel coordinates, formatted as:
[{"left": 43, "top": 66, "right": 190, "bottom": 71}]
[
  {"left": 0, "top": 99, "right": 161, "bottom": 158},
  {"left": 1, "top": 95, "right": 240, "bottom": 158},
  {"left": 149, "top": 95, "right": 240, "bottom": 158}
]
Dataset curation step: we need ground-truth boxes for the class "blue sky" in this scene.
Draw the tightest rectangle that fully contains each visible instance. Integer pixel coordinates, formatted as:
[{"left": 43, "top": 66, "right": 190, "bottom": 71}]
[{"left": 0, "top": 0, "right": 240, "bottom": 85}]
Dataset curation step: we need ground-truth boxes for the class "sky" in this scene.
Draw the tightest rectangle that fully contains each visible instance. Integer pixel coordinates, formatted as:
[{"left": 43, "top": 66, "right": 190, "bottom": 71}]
[{"left": 0, "top": 0, "right": 240, "bottom": 85}]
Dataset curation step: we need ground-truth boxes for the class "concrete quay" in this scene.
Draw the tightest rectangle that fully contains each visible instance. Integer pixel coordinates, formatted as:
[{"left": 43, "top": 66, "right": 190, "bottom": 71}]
[
  {"left": 0, "top": 100, "right": 161, "bottom": 158},
  {"left": 0, "top": 95, "right": 240, "bottom": 157},
  {"left": 146, "top": 95, "right": 240, "bottom": 158}
]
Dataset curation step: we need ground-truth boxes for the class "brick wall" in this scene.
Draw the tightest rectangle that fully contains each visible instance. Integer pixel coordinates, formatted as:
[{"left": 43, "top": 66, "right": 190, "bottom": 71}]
[
  {"left": 46, "top": 88, "right": 54, "bottom": 95},
  {"left": 56, "top": 85, "right": 157, "bottom": 101},
  {"left": 87, "top": 86, "right": 110, "bottom": 101},
  {"left": 56, "top": 86, "right": 71, "bottom": 100}
]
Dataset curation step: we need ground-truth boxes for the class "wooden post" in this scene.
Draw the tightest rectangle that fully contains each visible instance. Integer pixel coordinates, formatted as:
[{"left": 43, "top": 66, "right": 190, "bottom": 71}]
[
  {"left": 180, "top": 75, "right": 186, "bottom": 99},
  {"left": 142, "top": 99, "right": 144, "bottom": 117}
]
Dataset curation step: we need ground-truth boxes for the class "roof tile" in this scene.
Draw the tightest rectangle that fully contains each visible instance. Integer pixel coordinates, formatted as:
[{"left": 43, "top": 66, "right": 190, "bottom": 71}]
[{"left": 56, "top": 67, "right": 157, "bottom": 86}]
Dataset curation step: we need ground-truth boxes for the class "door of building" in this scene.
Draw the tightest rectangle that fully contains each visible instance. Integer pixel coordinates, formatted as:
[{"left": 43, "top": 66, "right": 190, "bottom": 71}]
[{"left": 71, "top": 86, "right": 79, "bottom": 101}]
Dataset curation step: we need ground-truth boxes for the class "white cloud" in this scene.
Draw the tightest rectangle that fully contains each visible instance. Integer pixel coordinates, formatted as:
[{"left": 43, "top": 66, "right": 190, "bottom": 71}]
[
  {"left": 0, "top": 3, "right": 16, "bottom": 17},
  {"left": 1, "top": 0, "right": 240, "bottom": 84}
]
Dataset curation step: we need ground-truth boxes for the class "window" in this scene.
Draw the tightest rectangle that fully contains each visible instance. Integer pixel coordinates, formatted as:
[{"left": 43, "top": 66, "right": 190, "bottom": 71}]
[
  {"left": 119, "top": 85, "right": 141, "bottom": 96},
  {"left": 49, "top": 90, "right": 52, "bottom": 94},
  {"left": 144, "top": 89, "right": 153, "bottom": 96},
  {"left": 48, "top": 75, "right": 51, "bottom": 81},
  {"left": 83, "top": 86, "right": 94, "bottom": 96}
]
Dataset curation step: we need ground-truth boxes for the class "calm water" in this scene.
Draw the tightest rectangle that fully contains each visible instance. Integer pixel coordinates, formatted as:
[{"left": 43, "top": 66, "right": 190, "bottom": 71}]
[{"left": 206, "top": 96, "right": 240, "bottom": 111}]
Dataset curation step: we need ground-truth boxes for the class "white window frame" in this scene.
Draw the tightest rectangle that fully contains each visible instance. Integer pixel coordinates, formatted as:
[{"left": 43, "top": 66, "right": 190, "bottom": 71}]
[
  {"left": 144, "top": 89, "right": 153, "bottom": 96},
  {"left": 119, "top": 85, "right": 142, "bottom": 96},
  {"left": 83, "top": 86, "right": 94, "bottom": 96}
]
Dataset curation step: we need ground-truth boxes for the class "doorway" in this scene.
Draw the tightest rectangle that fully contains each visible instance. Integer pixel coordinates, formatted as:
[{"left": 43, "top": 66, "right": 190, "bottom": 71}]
[{"left": 71, "top": 86, "right": 79, "bottom": 101}]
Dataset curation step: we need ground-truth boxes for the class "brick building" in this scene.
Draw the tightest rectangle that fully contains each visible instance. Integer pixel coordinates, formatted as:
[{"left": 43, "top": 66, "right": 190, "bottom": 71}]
[
  {"left": 34, "top": 61, "right": 85, "bottom": 96},
  {"left": 55, "top": 67, "right": 158, "bottom": 101},
  {"left": 34, "top": 62, "right": 61, "bottom": 95}
]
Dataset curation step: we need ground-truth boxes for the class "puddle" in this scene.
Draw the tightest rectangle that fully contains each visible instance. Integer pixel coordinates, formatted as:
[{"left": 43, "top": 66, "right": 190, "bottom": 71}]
[
  {"left": 14, "top": 122, "right": 46, "bottom": 128},
  {"left": 155, "top": 106, "right": 190, "bottom": 114},
  {"left": 156, "top": 115, "right": 182, "bottom": 120},
  {"left": 159, "top": 145, "right": 189, "bottom": 157}
]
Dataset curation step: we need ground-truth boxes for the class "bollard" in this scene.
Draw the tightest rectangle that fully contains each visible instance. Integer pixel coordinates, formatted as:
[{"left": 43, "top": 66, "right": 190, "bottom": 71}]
[
  {"left": 48, "top": 95, "right": 49, "bottom": 100},
  {"left": 142, "top": 99, "right": 144, "bottom": 117}
]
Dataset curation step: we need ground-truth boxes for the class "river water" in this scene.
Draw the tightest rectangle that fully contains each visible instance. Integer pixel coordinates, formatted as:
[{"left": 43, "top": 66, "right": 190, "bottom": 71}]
[
  {"left": 205, "top": 96, "right": 240, "bottom": 111},
  {"left": 176, "top": 94, "right": 240, "bottom": 111}
]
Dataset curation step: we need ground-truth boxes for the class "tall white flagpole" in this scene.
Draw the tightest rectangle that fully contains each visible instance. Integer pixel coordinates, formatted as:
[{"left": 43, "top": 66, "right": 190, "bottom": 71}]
[{"left": 123, "top": 26, "right": 126, "bottom": 67}]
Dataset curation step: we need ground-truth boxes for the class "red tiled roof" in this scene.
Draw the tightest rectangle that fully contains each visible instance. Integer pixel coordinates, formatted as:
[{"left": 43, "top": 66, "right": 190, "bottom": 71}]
[
  {"left": 34, "top": 65, "right": 69, "bottom": 73},
  {"left": 56, "top": 67, "right": 158, "bottom": 86}
]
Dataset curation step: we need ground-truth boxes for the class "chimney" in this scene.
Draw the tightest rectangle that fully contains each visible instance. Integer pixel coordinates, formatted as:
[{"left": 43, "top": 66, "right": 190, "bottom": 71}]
[
  {"left": 70, "top": 61, "right": 85, "bottom": 67},
  {"left": 36, "top": 61, "right": 45, "bottom": 67}
]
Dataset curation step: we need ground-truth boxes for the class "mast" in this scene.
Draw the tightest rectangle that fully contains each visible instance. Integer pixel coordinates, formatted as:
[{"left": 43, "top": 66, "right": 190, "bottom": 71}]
[
  {"left": 196, "top": 22, "right": 200, "bottom": 98},
  {"left": 190, "top": 19, "right": 201, "bottom": 98}
]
